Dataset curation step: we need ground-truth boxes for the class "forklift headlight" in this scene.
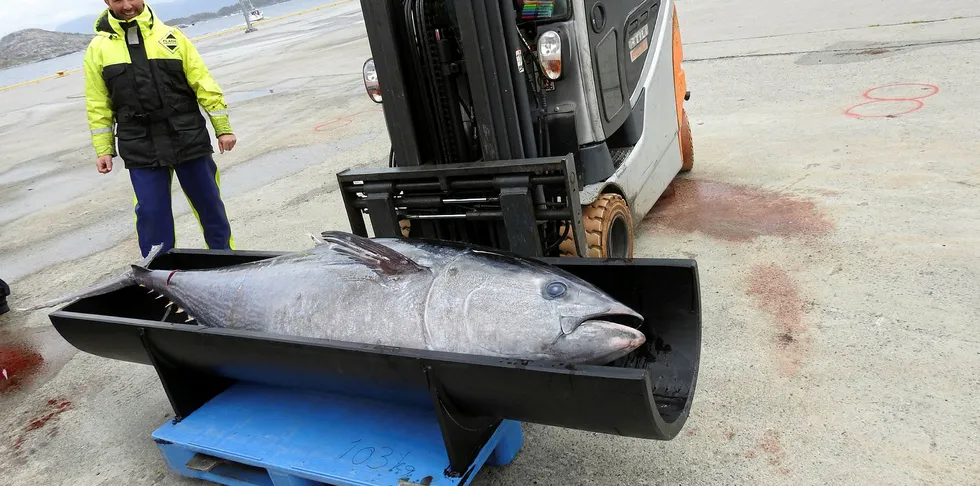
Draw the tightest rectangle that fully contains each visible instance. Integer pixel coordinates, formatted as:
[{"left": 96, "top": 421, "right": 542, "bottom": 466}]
[
  {"left": 537, "top": 31, "right": 562, "bottom": 80},
  {"left": 362, "top": 58, "right": 382, "bottom": 103}
]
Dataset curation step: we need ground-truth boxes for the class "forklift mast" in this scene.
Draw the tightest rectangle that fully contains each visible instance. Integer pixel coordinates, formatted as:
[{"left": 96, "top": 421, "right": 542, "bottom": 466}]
[
  {"left": 362, "top": 0, "right": 548, "bottom": 166},
  {"left": 342, "top": 0, "right": 663, "bottom": 257}
]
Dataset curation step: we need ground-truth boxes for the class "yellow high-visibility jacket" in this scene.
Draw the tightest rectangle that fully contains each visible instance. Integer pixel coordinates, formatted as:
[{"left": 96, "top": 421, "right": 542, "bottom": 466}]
[{"left": 84, "top": 5, "right": 233, "bottom": 168}]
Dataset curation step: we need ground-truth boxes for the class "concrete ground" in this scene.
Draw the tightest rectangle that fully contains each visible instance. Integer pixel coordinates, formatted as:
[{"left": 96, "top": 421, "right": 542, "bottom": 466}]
[{"left": 1, "top": 0, "right": 978, "bottom": 484}]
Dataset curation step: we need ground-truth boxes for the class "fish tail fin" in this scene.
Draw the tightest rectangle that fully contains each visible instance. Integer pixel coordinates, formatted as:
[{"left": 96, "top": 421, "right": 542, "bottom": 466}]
[
  {"left": 130, "top": 243, "right": 164, "bottom": 276},
  {"left": 130, "top": 265, "right": 152, "bottom": 277},
  {"left": 137, "top": 243, "right": 166, "bottom": 269},
  {"left": 16, "top": 243, "right": 166, "bottom": 312}
]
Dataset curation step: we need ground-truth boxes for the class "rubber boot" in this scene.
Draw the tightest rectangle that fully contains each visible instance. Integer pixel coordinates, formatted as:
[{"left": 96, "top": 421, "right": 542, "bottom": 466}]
[{"left": 0, "top": 278, "right": 9, "bottom": 315}]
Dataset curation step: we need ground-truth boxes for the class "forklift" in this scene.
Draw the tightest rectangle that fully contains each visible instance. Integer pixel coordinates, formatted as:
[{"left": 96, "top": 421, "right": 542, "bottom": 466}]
[{"left": 339, "top": 0, "right": 694, "bottom": 259}]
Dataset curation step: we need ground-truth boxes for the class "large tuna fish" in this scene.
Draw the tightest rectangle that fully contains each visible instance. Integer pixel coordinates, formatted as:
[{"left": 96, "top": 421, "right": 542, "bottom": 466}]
[{"left": 23, "top": 232, "right": 646, "bottom": 364}]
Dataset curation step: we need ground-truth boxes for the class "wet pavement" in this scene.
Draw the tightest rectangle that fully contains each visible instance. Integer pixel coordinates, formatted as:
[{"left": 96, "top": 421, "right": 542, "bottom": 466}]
[{"left": 649, "top": 178, "right": 835, "bottom": 243}]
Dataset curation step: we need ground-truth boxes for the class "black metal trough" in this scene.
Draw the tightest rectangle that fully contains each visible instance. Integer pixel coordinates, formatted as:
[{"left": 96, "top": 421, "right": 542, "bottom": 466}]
[{"left": 47, "top": 248, "right": 701, "bottom": 472}]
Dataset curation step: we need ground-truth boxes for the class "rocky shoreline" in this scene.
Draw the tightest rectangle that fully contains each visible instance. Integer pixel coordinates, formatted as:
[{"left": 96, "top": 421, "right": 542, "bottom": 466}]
[{"left": 0, "top": 29, "right": 93, "bottom": 71}]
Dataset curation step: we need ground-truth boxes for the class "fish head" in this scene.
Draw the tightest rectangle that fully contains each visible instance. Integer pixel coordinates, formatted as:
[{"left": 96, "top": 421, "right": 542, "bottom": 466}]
[{"left": 425, "top": 250, "right": 646, "bottom": 365}]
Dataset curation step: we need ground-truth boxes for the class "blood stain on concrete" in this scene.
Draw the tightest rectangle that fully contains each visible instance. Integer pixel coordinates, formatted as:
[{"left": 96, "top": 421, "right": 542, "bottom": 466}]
[
  {"left": 747, "top": 264, "right": 810, "bottom": 376},
  {"left": 648, "top": 178, "right": 833, "bottom": 242},
  {"left": 26, "top": 400, "right": 72, "bottom": 431},
  {"left": 760, "top": 430, "right": 786, "bottom": 465},
  {"left": 0, "top": 343, "right": 45, "bottom": 395},
  {"left": 7, "top": 397, "right": 73, "bottom": 461},
  {"left": 0, "top": 327, "right": 78, "bottom": 401},
  {"left": 744, "top": 430, "right": 791, "bottom": 475}
]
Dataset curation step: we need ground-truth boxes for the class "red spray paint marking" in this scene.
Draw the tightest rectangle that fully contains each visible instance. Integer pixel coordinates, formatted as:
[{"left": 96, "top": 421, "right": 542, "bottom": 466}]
[
  {"left": 312, "top": 108, "right": 382, "bottom": 132},
  {"left": 844, "top": 83, "right": 939, "bottom": 119},
  {"left": 313, "top": 118, "right": 353, "bottom": 132},
  {"left": 0, "top": 344, "right": 45, "bottom": 394}
]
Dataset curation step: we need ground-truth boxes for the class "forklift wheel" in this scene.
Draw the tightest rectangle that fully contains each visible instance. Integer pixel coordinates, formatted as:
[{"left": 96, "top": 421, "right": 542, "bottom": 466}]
[
  {"left": 559, "top": 194, "right": 634, "bottom": 259},
  {"left": 680, "top": 109, "right": 694, "bottom": 172}
]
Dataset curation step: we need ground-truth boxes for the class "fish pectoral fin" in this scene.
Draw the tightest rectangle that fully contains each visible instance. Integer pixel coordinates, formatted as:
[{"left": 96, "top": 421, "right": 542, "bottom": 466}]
[
  {"left": 320, "top": 231, "right": 427, "bottom": 275},
  {"left": 309, "top": 232, "right": 328, "bottom": 247}
]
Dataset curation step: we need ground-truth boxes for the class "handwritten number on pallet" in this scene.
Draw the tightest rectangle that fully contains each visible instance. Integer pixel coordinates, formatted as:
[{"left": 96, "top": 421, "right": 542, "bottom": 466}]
[
  {"left": 368, "top": 447, "right": 394, "bottom": 469},
  {"left": 339, "top": 439, "right": 362, "bottom": 460},
  {"left": 340, "top": 439, "right": 415, "bottom": 474},
  {"left": 352, "top": 447, "right": 376, "bottom": 465},
  {"left": 389, "top": 451, "right": 415, "bottom": 475}
]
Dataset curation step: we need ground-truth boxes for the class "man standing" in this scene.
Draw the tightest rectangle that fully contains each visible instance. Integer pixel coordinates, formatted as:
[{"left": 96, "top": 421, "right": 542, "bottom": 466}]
[{"left": 84, "top": 0, "right": 237, "bottom": 258}]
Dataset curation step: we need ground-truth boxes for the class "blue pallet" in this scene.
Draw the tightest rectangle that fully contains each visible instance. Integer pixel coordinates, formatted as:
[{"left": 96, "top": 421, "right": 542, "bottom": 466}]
[{"left": 152, "top": 382, "right": 523, "bottom": 486}]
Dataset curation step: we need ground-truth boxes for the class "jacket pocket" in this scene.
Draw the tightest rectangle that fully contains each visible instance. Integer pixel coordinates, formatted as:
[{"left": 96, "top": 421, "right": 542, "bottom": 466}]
[
  {"left": 116, "top": 123, "right": 147, "bottom": 140},
  {"left": 115, "top": 123, "right": 149, "bottom": 165},
  {"left": 169, "top": 111, "right": 207, "bottom": 132},
  {"left": 155, "top": 58, "right": 196, "bottom": 104},
  {"left": 101, "top": 63, "right": 134, "bottom": 100},
  {"left": 102, "top": 63, "right": 128, "bottom": 81},
  {"left": 157, "top": 58, "right": 185, "bottom": 75},
  {"left": 168, "top": 111, "right": 211, "bottom": 157}
]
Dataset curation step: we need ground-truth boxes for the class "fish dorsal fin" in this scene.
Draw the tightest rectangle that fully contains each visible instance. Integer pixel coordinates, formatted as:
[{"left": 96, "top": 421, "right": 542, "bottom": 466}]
[{"left": 320, "top": 231, "right": 427, "bottom": 275}]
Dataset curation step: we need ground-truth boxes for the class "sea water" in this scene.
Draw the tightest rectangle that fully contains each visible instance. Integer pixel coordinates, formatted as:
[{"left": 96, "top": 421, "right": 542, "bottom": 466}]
[{"left": 0, "top": 0, "right": 343, "bottom": 87}]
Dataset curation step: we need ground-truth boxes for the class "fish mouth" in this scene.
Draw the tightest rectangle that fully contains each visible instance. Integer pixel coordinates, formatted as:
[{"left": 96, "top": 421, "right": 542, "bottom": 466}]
[
  {"left": 553, "top": 304, "right": 646, "bottom": 364},
  {"left": 580, "top": 304, "right": 644, "bottom": 330},
  {"left": 556, "top": 319, "right": 647, "bottom": 365}
]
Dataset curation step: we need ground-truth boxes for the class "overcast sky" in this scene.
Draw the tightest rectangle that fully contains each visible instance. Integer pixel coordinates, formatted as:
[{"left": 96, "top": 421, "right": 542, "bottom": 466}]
[{"left": 0, "top": 0, "right": 177, "bottom": 37}]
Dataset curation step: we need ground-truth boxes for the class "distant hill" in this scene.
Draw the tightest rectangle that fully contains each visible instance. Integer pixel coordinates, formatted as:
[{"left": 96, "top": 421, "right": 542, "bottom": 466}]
[
  {"left": 56, "top": 0, "right": 295, "bottom": 34},
  {"left": 0, "top": 29, "right": 92, "bottom": 70}
]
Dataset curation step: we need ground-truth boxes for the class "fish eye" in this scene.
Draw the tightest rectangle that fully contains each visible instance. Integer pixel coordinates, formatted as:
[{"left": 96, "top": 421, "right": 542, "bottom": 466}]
[{"left": 546, "top": 281, "right": 568, "bottom": 299}]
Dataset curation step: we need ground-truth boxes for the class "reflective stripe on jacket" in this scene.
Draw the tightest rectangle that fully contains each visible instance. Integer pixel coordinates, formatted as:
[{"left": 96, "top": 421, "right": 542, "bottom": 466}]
[{"left": 83, "top": 5, "right": 233, "bottom": 168}]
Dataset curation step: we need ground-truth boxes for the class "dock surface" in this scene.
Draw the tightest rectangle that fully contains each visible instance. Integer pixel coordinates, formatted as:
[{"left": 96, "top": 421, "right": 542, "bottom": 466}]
[{"left": 2, "top": 0, "right": 979, "bottom": 484}]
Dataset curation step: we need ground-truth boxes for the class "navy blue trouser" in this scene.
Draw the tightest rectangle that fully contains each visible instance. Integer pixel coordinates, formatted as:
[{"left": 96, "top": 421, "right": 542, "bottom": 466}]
[{"left": 130, "top": 155, "right": 234, "bottom": 258}]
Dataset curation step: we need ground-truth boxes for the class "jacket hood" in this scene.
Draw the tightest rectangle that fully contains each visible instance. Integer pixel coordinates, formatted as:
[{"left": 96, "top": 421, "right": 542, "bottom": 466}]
[{"left": 94, "top": 4, "right": 157, "bottom": 38}]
